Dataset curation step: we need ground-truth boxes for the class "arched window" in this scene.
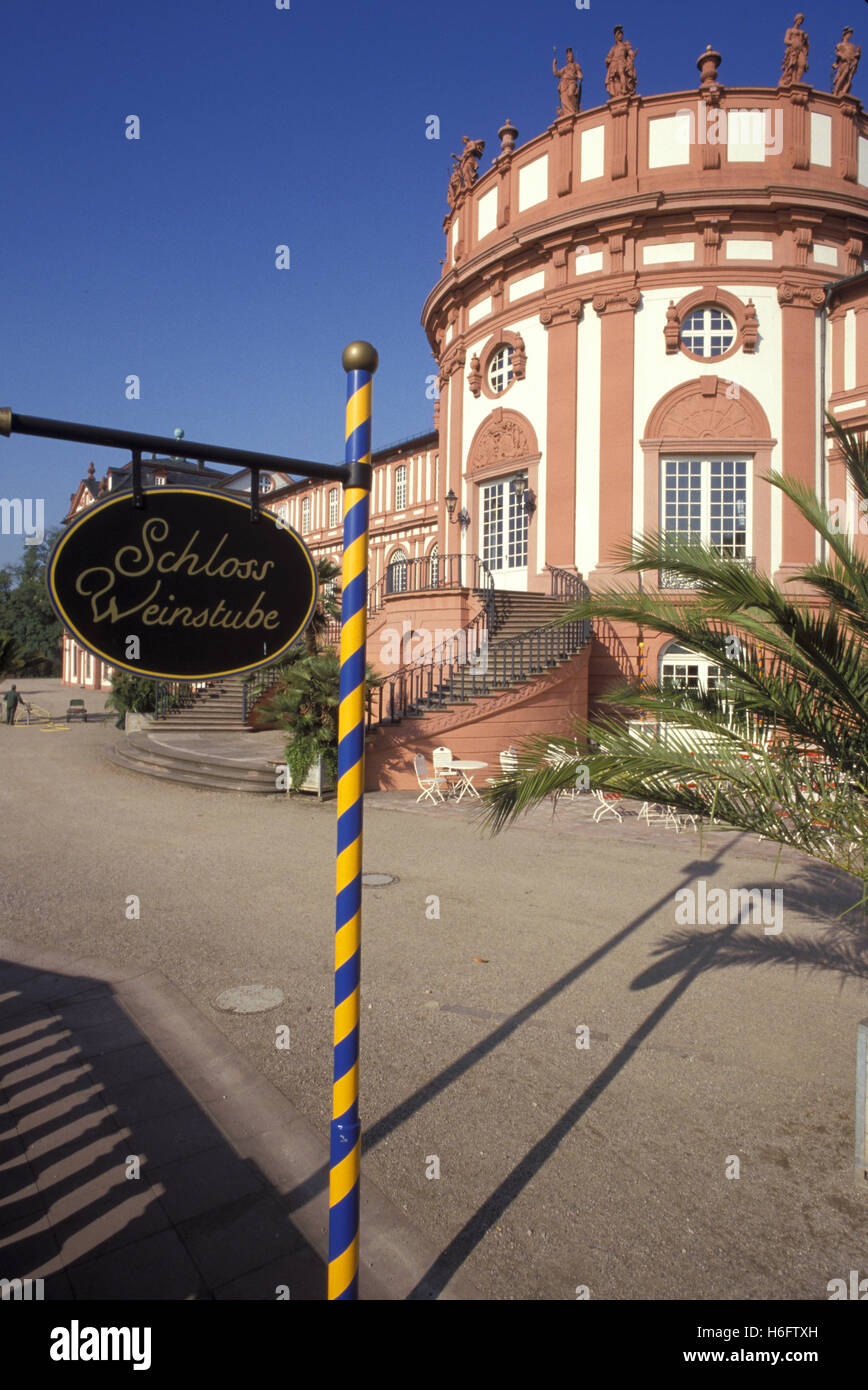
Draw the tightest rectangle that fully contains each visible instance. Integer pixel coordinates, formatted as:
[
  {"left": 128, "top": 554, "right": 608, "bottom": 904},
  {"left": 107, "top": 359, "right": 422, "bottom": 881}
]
[
  {"left": 259, "top": 473, "right": 274, "bottom": 494},
  {"left": 428, "top": 544, "right": 440, "bottom": 588},
  {"left": 659, "top": 642, "right": 721, "bottom": 694},
  {"left": 386, "top": 547, "right": 408, "bottom": 595}
]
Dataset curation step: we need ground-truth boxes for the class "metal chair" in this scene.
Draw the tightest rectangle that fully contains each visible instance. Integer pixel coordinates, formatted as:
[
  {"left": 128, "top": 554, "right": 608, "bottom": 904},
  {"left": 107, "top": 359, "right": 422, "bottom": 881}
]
[
  {"left": 414, "top": 754, "right": 448, "bottom": 804},
  {"left": 486, "top": 747, "right": 519, "bottom": 787},
  {"left": 592, "top": 789, "right": 623, "bottom": 822}
]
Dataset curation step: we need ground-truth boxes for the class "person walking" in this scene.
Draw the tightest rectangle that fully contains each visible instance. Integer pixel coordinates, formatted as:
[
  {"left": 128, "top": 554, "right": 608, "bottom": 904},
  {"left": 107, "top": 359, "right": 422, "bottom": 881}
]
[{"left": 4, "top": 685, "right": 24, "bottom": 725}]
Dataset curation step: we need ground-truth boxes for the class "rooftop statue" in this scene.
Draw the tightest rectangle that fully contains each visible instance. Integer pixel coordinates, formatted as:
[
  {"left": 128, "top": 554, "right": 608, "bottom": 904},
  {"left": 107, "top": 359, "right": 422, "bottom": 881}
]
[
  {"left": 446, "top": 155, "right": 462, "bottom": 211},
  {"left": 553, "top": 45, "right": 582, "bottom": 116},
  {"left": 605, "top": 25, "right": 637, "bottom": 98},
  {"left": 781, "top": 14, "right": 809, "bottom": 85},
  {"left": 446, "top": 137, "right": 485, "bottom": 211},
  {"left": 832, "top": 27, "right": 861, "bottom": 96},
  {"left": 458, "top": 135, "right": 485, "bottom": 189}
]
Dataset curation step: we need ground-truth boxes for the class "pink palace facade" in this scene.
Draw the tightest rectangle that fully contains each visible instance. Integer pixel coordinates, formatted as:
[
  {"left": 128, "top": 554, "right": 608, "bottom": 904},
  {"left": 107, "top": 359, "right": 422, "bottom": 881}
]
[{"left": 62, "top": 34, "right": 868, "bottom": 789}]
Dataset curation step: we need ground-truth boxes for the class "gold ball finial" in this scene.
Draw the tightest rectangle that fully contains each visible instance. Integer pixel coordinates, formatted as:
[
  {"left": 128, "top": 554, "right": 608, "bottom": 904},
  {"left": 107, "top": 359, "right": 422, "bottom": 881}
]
[{"left": 342, "top": 341, "right": 379, "bottom": 374}]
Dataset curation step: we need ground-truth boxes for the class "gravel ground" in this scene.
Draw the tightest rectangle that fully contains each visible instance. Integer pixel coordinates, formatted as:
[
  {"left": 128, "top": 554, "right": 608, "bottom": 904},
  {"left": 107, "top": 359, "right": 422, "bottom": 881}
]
[{"left": 2, "top": 679, "right": 868, "bottom": 1300}]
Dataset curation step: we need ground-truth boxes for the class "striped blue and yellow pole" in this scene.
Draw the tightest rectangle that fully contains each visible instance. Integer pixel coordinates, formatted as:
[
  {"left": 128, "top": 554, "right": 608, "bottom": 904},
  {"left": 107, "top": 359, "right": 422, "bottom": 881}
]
[{"left": 329, "top": 341, "right": 378, "bottom": 1301}]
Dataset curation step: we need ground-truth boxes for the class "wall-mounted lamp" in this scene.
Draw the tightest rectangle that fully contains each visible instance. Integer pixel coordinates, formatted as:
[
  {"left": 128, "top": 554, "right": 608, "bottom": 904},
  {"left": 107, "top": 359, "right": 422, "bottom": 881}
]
[
  {"left": 445, "top": 487, "right": 471, "bottom": 529},
  {"left": 510, "top": 472, "right": 536, "bottom": 517}
]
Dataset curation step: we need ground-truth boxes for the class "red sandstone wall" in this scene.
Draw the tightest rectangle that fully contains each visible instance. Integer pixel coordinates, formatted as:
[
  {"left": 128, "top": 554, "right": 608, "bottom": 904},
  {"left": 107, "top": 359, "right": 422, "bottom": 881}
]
[{"left": 365, "top": 645, "right": 589, "bottom": 791}]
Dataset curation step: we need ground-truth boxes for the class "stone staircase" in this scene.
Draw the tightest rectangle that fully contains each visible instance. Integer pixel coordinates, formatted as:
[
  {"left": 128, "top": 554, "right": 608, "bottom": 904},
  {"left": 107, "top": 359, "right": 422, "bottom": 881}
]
[
  {"left": 372, "top": 589, "right": 588, "bottom": 724},
  {"left": 153, "top": 676, "right": 249, "bottom": 732},
  {"left": 107, "top": 729, "right": 286, "bottom": 793}
]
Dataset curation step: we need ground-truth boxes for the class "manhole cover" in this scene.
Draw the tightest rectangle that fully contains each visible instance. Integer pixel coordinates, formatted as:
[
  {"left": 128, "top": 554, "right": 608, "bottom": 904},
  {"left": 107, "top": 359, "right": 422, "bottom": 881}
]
[
  {"left": 362, "top": 873, "right": 397, "bottom": 887},
  {"left": 214, "top": 985, "right": 285, "bottom": 1015}
]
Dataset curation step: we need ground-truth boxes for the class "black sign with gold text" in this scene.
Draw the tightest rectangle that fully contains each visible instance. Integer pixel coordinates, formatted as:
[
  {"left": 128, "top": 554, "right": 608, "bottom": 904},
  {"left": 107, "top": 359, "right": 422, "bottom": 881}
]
[{"left": 48, "top": 487, "right": 318, "bottom": 679}]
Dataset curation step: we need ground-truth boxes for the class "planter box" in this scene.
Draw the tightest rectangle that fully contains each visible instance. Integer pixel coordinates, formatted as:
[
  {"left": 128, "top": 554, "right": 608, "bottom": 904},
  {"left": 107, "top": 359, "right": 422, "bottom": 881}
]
[
  {"left": 277, "top": 753, "right": 335, "bottom": 799},
  {"left": 125, "top": 713, "right": 155, "bottom": 733}
]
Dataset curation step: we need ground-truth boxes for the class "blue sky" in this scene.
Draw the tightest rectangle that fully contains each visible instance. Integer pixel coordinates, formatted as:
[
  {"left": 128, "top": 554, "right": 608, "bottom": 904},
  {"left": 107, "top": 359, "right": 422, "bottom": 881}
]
[{"left": 0, "top": 0, "right": 864, "bottom": 566}]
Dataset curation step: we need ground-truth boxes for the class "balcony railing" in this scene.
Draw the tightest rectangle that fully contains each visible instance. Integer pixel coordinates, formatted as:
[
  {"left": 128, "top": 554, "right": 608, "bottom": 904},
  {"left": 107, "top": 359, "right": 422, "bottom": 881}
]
[
  {"left": 658, "top": 556, "right": 756, "bottom": 589},
  {"left": 368, "top": 552, "right": 493, "bottom": 617}
]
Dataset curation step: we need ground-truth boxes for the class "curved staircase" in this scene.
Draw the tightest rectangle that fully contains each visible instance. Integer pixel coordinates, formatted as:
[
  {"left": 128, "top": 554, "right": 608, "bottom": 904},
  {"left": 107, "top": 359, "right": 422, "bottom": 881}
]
[
  {"left": 107, "top": 728, "right": 285, "bottom": 793},
  {"left": 152, "top": 677, "right": 250, "bottom": 732},
  {"left": 370, "top": 588, "right": 590, "bottom": 725}
]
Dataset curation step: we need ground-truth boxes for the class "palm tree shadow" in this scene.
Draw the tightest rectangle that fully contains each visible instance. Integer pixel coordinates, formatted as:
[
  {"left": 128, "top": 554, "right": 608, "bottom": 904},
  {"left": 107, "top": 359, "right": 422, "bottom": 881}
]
[{"left": 633, "top": 859, "right": 868, "bottom": 991}]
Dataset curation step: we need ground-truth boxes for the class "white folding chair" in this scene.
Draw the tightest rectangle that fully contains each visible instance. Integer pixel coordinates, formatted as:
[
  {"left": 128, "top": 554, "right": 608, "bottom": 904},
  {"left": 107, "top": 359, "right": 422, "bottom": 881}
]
[
  {"left": 432, "top": 744, "right": 460, "bottom": 795},
  {"left": 545, "top": 743, "right": 581, "bottom": 800},
  {"left": 414, "top": 754, "right": 448, "bottom": 804},
  {"left": 486, "top": 747, "right": 519, "bottom": 787},
  {"left": 592, "top": 789, "right": 623, "bottom": 823}
]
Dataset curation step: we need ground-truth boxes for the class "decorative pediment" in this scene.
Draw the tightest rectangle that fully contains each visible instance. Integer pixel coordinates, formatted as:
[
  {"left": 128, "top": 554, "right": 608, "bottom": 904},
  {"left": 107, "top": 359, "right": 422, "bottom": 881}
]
[
  {"left": 467, "top": 408, "right": 539, "bottom": 471},
  {"left": 644, "top": 377, "right": 772, "bottom": 442}
]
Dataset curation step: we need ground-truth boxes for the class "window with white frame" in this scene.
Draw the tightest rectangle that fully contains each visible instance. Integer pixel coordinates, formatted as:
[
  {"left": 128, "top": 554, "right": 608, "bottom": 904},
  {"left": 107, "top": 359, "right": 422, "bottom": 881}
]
[
  {"left": 488, "top": 345, "right": 514, "bottom": 394},
  {"left": 482, "top": 479, "right": 528, "bottom": 570},
  {"left": 386, "top": 547, "right": 408, "bottom": 594},
  {"left": 429, "top": 544, "right": 439, "bottom": 587},
  {"left": 395, "top": 465, "right": 407, "bottom": 510},
  {"left": 662, "top": 457, "right": 748, "bottom": 558},
  {"left": 301, "top": 496, "right": 311, "bottom": 534},
  {"left": 659, "top": 641, "right": 721, "bottom": 693},
  {"left": 259, "top": 473, "right": 274, "bottom": 493},
  {"left": 329, "top": 488, "right": 339, "bottom": 528},
  {"left": 679, "top": 306, "right": 737, "bottom": 358}
]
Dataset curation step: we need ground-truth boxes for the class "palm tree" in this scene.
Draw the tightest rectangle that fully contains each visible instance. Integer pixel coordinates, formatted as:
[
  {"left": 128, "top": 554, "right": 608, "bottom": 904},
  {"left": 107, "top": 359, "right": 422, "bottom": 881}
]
[
  {"left": 253, "top": 647, "right": 381, "bottom": 789},
  {"left": 304, "top": 559, "right": 341, "bottom": 655},
  {"left": 482, "top": 414, "right": 868, "bottom": 896}
]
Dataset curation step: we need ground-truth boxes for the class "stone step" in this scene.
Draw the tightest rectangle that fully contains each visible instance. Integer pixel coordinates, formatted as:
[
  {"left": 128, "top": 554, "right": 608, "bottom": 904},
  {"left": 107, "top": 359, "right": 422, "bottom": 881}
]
[
  {"left": 109, "top": 748, "right": 278, "bottom": 794},
  {"left": 107, "top": 735, "right": 280, "bottom": 793}
]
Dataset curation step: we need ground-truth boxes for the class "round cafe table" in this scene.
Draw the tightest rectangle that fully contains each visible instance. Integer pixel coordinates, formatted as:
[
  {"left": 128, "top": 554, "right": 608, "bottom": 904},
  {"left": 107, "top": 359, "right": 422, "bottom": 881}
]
[{"left": 446, "top": 760, "right": 488, "bottom": 802}]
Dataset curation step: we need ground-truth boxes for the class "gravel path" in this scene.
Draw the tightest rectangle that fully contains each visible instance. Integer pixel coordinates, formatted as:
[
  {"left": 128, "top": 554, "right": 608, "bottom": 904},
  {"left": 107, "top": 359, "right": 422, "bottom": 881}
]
[{"left": 2, "top": 680, "right": 867, "bottom": 1299}]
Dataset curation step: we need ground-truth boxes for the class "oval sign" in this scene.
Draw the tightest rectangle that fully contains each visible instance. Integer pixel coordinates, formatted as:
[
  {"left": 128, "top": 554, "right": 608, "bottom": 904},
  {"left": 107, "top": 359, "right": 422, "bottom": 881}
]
[{"left": 47, "top": 487, "right": 318, "bottom": 680}]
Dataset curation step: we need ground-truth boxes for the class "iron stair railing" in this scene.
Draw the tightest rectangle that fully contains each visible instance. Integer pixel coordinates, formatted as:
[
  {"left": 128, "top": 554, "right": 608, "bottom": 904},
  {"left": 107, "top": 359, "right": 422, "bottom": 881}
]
[{"left": 369, "top": 579, "right": 591, "bottom": 727}]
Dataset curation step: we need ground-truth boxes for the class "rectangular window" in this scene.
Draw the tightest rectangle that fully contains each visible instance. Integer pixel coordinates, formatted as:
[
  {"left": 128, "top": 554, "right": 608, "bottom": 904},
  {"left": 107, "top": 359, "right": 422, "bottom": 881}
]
[
  {"left": 662, "top": 457, "right": 748, "bottom": 558},
  {"left": 395, "top": 465, "right": 407, "bottom": 510},
  {"left": 482, "top": 480, "right": 528, "bottom": 570},
  {"left": 301, "top": 496, "right": 311, "bottom": 534},
  {"left": 329, "top": 488, "right": 339, "bottom": 528}
]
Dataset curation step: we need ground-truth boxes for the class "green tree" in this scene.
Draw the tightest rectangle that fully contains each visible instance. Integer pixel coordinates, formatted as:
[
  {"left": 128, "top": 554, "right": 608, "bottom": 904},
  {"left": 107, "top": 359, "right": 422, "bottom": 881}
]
[
  {"left": 0, "top": 528, "right": 63, "bottom": 674},
  {"left": 0, "top": 633, "right": 22, "bottom": 682},
  {"left": 483, "top": 415, "right": 868, "bottom": 897},
  {"left": 253, "top": 647, "right": 380, "bottom": 789},
  {"left": 303, "top": 558, "right": 341, "bottom": 654},
  {"left": 104, "top": 673, "right": 166, "bottom": 728}
]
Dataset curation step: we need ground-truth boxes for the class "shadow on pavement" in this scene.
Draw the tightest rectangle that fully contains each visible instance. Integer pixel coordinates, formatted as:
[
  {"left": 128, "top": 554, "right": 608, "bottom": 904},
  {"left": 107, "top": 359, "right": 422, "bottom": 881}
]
[{"left": 0, "top": 960, "right": 326, "bottom": 1300}]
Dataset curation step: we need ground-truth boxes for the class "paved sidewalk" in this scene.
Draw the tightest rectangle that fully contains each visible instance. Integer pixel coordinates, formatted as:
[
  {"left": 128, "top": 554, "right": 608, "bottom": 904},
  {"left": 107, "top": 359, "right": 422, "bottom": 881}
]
[{"left": 0, "top": 939, "right": 480, "bottom": 1300}]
